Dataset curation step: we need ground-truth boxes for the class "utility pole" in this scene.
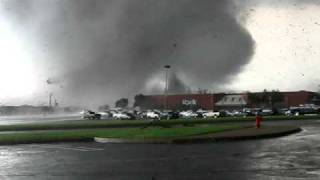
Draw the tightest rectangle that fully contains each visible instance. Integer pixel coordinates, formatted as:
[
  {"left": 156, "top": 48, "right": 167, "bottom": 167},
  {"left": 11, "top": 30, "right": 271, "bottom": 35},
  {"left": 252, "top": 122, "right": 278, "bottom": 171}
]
[
  {"left": 164, "top": 65, "right": 171, "bottom": 109},
  {"left": 54, "top": 99, "right": 59, "bottom": 107},
  {"left": 49, "top": 93, "right": 53, "bottom": 107}
]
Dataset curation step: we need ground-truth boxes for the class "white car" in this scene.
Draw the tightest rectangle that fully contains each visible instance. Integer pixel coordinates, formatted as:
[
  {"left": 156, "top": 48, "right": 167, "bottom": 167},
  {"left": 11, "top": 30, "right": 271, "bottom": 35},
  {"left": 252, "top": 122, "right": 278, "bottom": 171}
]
[
  {"left": 146, "top": 111, "right": 160, "bottom": 119},
  {"left": 203, "top": 111, "right": 220, "bottom": 118},
  {"left": 98, "top": 111, "right": 112, "bottom": 119},
  {"left": 231, "top": 111, "right": 247, "bottom": 117},
  {"left": 179, "top": 111, "right": 198, "bottom": 118},
  {"left": 113, "top": 112, "right": 130, "bottom": 120},
  {"left": 261, "top": 109, "right": 273, "bottom": 116}
]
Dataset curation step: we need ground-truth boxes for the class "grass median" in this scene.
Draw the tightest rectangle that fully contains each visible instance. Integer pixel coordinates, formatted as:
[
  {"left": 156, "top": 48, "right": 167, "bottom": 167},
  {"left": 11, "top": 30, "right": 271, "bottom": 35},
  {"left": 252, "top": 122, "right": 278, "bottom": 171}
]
[{"left": 0, "top": 124, "right": 247, "bottom": 145}]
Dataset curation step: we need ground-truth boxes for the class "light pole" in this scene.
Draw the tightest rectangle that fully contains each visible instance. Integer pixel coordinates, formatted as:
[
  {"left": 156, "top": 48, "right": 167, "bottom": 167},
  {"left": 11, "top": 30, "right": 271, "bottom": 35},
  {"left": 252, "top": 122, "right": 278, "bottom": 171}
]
[
  {"left": 164, "top": 65, "right": 171, "bottom": 109},
  {"left": 49, "top": 93, "right": 53, "bottom": 107}
]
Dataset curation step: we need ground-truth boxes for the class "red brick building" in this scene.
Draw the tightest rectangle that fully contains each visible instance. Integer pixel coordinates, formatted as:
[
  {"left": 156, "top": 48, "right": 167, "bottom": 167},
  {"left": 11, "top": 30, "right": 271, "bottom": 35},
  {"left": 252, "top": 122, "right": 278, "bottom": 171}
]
[
  {"left": 283, "top": 91, "right": 315, "bottom": 107},
  {"left": 143, "top": 90, "right": 318, "bottom": 110},
  {"left": 145, "top": 94, "right": 216, "bottom": 110}
]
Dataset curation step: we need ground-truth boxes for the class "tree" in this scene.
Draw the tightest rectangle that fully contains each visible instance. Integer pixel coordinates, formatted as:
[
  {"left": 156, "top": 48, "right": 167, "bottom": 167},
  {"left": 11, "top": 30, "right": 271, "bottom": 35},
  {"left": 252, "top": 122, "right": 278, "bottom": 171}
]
[
  {"left": 98, "top": 104, "right": 110, "bottom": 111},
  {"left": 133, "top": 94, "right": 146, "bottom": 107},
  {"left": 269, "top": 90, "right": 284, "bottom": 106},
  {"left": 248, "top": 90, "right": 284, "bottom": 108},
  {"left": 115, "top": 98, "right": 128, "bottom": 108},
  {"left": 248, "top": 92, "right": 262, "bottom": 104}
]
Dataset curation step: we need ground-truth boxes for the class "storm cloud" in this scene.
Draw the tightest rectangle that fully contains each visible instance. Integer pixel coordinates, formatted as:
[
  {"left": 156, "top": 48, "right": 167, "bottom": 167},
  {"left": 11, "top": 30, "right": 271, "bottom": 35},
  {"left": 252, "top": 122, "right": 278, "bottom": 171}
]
[{"left": 1, "top": 0, "right": 255, "bottom": 106}]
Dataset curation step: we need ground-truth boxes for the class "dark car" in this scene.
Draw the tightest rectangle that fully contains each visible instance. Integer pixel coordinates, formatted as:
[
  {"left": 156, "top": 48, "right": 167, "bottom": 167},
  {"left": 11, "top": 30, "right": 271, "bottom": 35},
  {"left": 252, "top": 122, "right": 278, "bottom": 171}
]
[
  {"left": 125, "top": 112, "right": 137, "bottom": 120},
  {"left": 82, "top": 110, "right": 101, "bottom": 120},
  {"left": 168, "top": 111, "right": 180, "bottom": 119},
  {"left": 286, "top": 107, "right": 318, "bottom": 116}
]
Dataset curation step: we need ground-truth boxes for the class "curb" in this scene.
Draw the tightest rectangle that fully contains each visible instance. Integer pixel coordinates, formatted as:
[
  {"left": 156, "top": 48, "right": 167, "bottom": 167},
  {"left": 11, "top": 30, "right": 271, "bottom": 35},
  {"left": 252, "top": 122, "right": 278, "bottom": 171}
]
[
  {"left": 94, "top": 137, "right": 172, "bottom": 144},
  {"left": 210, "top": 127, "right": 302, "bottom": 142},
  {"left": 94, "top": 126, "right": 302, "bottom": 144}
]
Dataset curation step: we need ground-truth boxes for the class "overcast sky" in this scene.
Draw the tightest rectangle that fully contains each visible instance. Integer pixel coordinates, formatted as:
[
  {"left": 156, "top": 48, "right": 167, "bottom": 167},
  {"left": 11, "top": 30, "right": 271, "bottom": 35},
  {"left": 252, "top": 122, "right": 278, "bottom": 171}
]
[
  {"left": 0, "top": 0, "right": 319, "bottom": 106},
  {"left": 226, "top": 1, "right": 320, "bottom": 92}
]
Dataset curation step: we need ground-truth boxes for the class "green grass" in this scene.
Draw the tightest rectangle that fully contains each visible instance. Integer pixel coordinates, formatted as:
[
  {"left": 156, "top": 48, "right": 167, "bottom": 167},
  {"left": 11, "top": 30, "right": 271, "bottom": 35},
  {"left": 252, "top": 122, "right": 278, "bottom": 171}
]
[
  {"left": 0, "top": 124, "right": 246, "bottom": 144},
  {"left": 0, "top": 114, "right": 318, "bottom": 132}
]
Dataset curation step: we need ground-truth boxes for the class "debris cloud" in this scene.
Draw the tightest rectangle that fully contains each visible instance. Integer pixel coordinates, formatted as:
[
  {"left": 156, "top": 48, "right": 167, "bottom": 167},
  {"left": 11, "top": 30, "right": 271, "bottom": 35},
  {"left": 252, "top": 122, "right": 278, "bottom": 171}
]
[{"left": 1, "top": 0, "right": 255, "bottom": 106}]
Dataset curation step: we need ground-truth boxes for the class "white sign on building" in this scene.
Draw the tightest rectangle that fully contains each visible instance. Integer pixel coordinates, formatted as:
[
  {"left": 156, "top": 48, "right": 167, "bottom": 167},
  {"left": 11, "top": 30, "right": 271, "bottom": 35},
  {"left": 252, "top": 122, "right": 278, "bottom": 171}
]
[{"left": 182, "top": 99, "right": 197, "bottom": 105}]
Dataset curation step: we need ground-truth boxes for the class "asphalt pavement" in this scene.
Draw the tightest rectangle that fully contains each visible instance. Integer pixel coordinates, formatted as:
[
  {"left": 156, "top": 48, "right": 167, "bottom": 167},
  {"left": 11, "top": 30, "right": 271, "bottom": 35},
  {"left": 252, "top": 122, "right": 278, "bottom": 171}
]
[
  {"left": 0, "top": 120, "right": 319, "bottom": 179},
  {"left": 0, "top": 114, "right": 81, "bottom": 125}
]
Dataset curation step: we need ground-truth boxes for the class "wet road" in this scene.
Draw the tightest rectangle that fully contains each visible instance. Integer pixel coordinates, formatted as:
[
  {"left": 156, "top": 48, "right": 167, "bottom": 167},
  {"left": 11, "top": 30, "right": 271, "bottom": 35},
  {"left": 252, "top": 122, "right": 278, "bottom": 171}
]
[
  {"left": 0, "top": 114, "right": 81, "bottom": 125},
  {"left": 0, "top": 120, "right": 319, "bottom": 179}
]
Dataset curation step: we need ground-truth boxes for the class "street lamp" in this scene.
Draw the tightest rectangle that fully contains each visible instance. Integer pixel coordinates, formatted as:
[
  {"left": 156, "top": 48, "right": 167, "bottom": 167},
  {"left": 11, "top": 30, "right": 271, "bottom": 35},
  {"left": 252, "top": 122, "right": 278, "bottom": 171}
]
[
  {"left": 49, "top": 93, "right": 53, "bottom": 107},
  {"left": 164, "top": 65, "right": 171, "bottom": 109}
]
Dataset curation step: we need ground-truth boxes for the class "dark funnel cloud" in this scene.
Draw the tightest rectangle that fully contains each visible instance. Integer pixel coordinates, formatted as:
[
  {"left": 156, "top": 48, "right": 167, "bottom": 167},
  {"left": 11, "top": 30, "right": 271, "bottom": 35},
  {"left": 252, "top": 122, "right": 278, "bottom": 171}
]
[
  {"left": 168, "top": 73, "right": 188, "bottom": 94},
  {"left": 1, "top": 0, "right": 254, "bottom": 107}
]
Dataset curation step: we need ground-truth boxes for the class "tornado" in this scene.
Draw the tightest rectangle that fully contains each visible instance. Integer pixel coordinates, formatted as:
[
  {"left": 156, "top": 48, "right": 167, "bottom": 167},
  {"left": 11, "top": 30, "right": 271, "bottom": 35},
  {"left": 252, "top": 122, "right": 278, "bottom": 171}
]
[{"left": 0, "top": 0, "right": 255, "bottom": 106}]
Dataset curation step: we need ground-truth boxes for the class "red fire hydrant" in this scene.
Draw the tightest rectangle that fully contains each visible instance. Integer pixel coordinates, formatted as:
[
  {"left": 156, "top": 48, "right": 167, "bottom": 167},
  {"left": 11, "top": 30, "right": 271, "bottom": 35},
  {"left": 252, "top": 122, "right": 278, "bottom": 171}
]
[{"left": 256, "top": 114, "right": 262, "bottom": 129}]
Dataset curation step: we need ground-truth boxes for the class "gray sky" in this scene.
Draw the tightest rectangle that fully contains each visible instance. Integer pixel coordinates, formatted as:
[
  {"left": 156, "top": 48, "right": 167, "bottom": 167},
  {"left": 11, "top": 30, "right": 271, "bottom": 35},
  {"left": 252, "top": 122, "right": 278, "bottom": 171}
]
[
  {"left": 227, "top": 0, "right": 320, "bottom": 92},
  {"left": 0, "top": 0, "right": 319, "bottom": 107}
]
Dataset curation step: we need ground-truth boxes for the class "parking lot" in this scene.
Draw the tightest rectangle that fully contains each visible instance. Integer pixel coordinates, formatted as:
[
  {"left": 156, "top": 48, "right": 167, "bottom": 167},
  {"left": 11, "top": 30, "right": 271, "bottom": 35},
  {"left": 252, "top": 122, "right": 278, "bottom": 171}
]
[{"left": 0, "top": 120, "right": 318, "bottom": 179}]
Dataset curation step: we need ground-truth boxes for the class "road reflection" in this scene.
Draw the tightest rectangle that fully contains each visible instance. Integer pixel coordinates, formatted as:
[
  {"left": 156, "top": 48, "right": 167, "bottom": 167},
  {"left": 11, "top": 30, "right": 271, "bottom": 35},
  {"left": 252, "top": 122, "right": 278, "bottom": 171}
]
[
  {"left": 247, "top": 126, "right": 320, "bottom": 179},
  {"left": 0, "top": 114, "right": 81, "bottom": 125}
]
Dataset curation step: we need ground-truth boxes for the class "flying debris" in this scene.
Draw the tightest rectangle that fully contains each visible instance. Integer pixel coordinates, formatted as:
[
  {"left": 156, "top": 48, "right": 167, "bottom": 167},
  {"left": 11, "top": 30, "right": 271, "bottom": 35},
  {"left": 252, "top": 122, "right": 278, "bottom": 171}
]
[{"left": 46, "top": 78, "right": 53, "bottom": 85}]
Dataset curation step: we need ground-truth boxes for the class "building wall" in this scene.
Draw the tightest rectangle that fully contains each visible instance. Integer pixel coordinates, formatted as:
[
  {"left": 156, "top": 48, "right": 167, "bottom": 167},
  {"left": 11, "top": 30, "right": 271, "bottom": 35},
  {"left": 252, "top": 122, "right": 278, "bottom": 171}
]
[
  {"left": 144, "top": 91, "right": 316, "bottom": 110},
  {"left": 283, "top": 91, "right": 314, "bottom": 107},
  {"left": 145, "top": 94, "right": 215, "bottom": 110},
  {"left": 246, "top": 91, "right": 315, "bottom": 108}
]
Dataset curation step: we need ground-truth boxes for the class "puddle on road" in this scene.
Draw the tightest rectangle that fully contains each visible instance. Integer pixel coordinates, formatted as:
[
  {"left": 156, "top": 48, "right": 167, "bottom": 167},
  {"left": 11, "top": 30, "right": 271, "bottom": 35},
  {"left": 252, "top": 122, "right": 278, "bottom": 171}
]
[
  {"left": 283, "top": 127, "right": 320, "bottom": 140},
  {"left": 307, "top": 170, "right": 320, "bottom": 176},
  {"left": 245, "top": 125, "right": 320, "bottom": 179}
]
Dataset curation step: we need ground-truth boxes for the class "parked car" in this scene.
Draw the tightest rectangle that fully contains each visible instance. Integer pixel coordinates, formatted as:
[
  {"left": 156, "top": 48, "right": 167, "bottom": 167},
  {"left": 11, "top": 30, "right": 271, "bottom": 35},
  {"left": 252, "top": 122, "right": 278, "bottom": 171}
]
[
  {"left": 179, "top": 111, "right": 198, "bottom": 118},
  {"left": 203, "top": 111, "right": 220, "bottom": 118},
  {"left": 261, "top": 109, "right": 273, "bottom": 116},
  {"left": 154, "top": 110, "right": 171, "bottom": 120},
  {"left": 146, "top": 111, "right": 160, "bottom": 119},
  {"left": 113, "top": 112, "right": 131, "bottom": 120},
  {"left": 219, "top": 110, "right": 233, "bottom": 117},
  {"left": 125, "top": 112, "right": 137, "bottom": 120},
  {"left": 231, "top": 110, "right": 247, "bottom": 117},
  {"left": 300, "top": 107, "right": 318, "bottom": 115},
  {"left": 196, "top": 112, "right": 204, "bottom": 118},
  {"left": 98, "top": 111, "right": 112, "bottom": 119},
  {"left": 167, "top": 111, "right": 180, "bottom": 119},
  {"left": 278, "top": 108, "right": 289, "bottom": 115},
  {"left": 81, "top": 110, "right": 101, "bottom": 120},
  {"left": 285, "top": 107, "right": 318, "bottom": 116},
  {"left": 242, "top": 108, "right": 261, "bottom": 116}
]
